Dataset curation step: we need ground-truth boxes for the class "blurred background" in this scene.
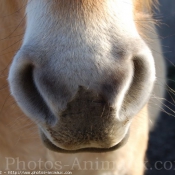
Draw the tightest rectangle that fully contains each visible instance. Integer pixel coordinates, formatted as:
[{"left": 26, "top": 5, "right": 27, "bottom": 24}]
[{"left": 146, "top": 0, "right": 175, "bottom": 175}]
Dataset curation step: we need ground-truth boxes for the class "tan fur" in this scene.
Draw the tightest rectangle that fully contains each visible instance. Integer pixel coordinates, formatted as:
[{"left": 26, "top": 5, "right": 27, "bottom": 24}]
[
  {"left": 0, "top": 0, "right": 165, "bottom": 175},
  {"left": 133, "top": 0, "right": 158, "bottom": 12}
]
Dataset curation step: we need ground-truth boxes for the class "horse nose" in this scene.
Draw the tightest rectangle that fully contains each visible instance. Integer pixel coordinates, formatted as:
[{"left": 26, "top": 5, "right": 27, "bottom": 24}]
[
  {"left": 8, "top": 43, "right": 155, "bottom": 151},
  {"left": 8, "top": 48, "right": 130, "bottom": 149},
  {"left": 8, "top": 47, "right": 131, "bottom": 122}
]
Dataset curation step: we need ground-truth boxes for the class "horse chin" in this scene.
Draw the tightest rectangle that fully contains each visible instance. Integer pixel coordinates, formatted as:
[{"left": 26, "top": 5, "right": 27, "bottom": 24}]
[{"left": 39, "top": 129, "right": 129, "bottom": 153}]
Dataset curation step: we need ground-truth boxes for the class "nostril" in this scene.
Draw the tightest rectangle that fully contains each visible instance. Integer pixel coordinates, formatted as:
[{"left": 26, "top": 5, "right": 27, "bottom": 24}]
[
  {"left": 120, "top": 51, "right": 156, "bottom": 118},
  {"left": 8, "top": 51, "right": 56, "bottom": 126}
]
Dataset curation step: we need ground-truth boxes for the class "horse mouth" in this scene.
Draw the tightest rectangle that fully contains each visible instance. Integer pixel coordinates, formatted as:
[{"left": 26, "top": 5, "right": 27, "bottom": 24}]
[{"left": 40, "top": 130, "right": 129, "bottom": 153}]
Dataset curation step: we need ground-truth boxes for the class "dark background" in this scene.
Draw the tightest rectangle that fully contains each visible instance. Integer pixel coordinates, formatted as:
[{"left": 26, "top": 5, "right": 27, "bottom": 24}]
[{"left": 146, "top": 1, "right": 175, "bottom": 175}]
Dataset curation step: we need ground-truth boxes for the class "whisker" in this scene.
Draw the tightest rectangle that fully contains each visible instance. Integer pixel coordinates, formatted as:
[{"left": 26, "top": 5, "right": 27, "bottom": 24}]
[
  {"left": 0, "top": 50, "right": 19, "bottom": 57},
  {"left": 0, "top": 84, "right": 8, "bottom": 91},
  {"left": 0, "top": 14, "right": 26, "bottom": 41},
  {"left": 0, "top": 93, "right": 11, "bottom": 118},
  {"left": 0, "top": 39, "right": 22, "bottom": 53},
  {"left": 1, "top": 1, "right": 27, "bottom": 18}
]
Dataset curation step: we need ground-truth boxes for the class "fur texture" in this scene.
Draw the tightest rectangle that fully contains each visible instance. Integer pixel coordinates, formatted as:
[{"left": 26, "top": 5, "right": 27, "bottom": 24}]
[{"left": 0, "top": 0, "right": 165, "bottom": 174}]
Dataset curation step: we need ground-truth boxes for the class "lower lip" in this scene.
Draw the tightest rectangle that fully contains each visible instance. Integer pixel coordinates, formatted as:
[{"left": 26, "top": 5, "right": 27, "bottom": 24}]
[{"left": 40, "top": 130, "right": 130, "bottom": 153}]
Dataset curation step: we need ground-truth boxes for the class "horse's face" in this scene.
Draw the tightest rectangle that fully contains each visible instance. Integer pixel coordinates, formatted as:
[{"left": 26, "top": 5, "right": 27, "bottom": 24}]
[{"left": 8, "top": 0, "right": 155, "bottom": 152}]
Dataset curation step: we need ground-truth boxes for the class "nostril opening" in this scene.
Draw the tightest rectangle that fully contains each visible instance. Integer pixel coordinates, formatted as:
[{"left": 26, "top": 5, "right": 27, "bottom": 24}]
[
  {"left": 131, "top": 56, "right": 153, "bottom": 92},
  {"left": 121, "top": 53, "right": 155, "bottom": 118},
  {"left": 132, "top": 58, "right": 148, "bottom": 82},
  {"left": 129, "top": 57, "right": 148, "bottom": 94},
  {"left": 9, "top": 57, "right": 56, "bottom": 126}
]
